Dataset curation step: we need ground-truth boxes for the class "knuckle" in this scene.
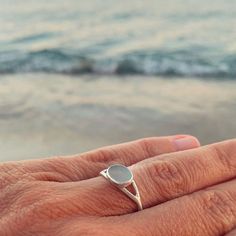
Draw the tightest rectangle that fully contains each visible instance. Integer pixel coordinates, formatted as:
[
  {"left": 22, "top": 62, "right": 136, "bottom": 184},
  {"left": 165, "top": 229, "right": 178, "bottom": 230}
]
[
  {"left": 0, "top": 163, "right": 25, "bottom": 188},
  {"left": 147, "top": 159, "right": 190, "bottom": 196},
  {"left": 45, "top": 157, "right": 81, "bottom": 181},
  {"left": 211, "top": 139, "right": 236, "bottom": 172},
  {"left": 84, "top": 149, "right": 114, "bottom": 164},
  {"left": 31, "top": 171, "right": 70, "bottom": 182},
  {"left": 137, "top": 138, "right": 157, "bottom": 157},
  {"left": 199, "top": 189, "right": 236, "bottom": 231}
]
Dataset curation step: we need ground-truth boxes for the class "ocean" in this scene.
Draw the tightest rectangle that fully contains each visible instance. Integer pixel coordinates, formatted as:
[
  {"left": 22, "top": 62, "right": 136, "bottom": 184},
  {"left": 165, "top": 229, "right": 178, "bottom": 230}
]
[
  {"left": 0, "top": 0, "right": 236, "bottom": 161},
  {"left": 1, "top": 0, "right": 236, "bottom": 77}
]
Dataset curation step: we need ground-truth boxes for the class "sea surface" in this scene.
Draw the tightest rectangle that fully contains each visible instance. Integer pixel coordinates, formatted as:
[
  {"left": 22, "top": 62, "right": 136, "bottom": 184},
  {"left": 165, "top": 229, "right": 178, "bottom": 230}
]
[
  {"left": 1, "top": 0, "right": 236, "bottom": 77},
  {"left": 0, "top": 0, "right": 236, "bottom": 161}
]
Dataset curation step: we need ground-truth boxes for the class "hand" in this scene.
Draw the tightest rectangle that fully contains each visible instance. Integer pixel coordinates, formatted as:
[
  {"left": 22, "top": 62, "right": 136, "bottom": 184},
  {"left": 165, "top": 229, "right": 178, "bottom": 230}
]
[
  {"left": 0, "top": 135, "right": 199, "bottom": 235},
  {"left": 3, "top": 137, "right": 236, "bottom": 236}
]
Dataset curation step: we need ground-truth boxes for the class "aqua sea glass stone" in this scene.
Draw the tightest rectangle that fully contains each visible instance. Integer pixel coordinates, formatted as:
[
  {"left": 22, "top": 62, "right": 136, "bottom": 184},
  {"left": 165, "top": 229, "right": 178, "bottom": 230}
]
[{"left": 107, "top": 164, "right": 133, "bottom": 185}]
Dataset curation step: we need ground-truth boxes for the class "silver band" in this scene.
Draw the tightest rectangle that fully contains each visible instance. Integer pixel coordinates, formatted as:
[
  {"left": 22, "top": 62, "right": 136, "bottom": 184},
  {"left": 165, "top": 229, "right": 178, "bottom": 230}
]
[{"left": 100, "top": 164, "right": 143, "bottom": 211}]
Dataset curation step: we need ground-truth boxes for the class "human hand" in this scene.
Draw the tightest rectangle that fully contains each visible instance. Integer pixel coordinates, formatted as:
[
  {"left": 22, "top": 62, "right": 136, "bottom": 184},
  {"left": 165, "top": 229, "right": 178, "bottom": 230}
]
[
  {"left": 5, "top": 136, "right": 236, "bottom": 235},
  {"left": 0, "top": 135, "right": 199, "bottom": 235}
]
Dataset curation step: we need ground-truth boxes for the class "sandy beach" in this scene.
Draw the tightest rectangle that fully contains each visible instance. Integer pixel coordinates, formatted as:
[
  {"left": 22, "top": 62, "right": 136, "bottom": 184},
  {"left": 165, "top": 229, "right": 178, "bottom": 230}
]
[
  {"left": 0, "top": 74, "right": 235, "bottom": 162},
  {"left": 1, "top": 0, "right": 236, "bottom": 162}
]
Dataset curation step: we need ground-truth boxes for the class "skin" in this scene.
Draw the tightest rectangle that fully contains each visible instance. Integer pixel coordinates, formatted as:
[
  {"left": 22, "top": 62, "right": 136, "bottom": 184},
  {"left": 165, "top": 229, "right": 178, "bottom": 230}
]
[{"left": 1, "top": 135, "right": 236, "bottom": 235}]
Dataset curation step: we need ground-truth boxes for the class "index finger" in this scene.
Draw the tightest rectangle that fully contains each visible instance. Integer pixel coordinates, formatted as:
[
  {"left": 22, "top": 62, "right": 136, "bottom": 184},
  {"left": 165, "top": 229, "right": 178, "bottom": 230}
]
[{"left": 0, "top": 135, "right": 199, "bottom": 184}]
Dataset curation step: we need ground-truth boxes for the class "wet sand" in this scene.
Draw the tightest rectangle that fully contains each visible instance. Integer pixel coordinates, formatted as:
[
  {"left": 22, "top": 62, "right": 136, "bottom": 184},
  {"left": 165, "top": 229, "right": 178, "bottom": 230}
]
[{"left": 0, "top": 74, "right": 235, "bottom": 162}]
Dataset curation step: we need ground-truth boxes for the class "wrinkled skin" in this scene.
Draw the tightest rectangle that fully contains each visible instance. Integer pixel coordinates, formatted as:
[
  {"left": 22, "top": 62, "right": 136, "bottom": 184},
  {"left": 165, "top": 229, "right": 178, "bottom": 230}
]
[{"left": 1, "top": 135, "right": 236, "bottom": 236}]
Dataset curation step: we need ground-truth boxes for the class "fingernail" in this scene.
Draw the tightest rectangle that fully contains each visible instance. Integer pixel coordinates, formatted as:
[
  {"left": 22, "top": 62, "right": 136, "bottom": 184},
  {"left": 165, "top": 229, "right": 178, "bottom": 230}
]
[{"left": 173, "top": 136, "right": 200, "bottom": 151}]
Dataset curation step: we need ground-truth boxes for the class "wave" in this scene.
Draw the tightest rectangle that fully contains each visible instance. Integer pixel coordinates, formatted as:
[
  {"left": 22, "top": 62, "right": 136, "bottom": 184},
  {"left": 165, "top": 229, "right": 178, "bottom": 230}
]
[{"left": 0, "top": 49, "right": 235, "bottom": 78}]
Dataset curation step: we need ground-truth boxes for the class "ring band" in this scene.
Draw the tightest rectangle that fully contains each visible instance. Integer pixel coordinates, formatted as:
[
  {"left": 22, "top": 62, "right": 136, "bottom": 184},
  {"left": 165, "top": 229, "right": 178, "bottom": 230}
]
[{"left": 100, "top": 164, "right": 143, "bottom": 211}]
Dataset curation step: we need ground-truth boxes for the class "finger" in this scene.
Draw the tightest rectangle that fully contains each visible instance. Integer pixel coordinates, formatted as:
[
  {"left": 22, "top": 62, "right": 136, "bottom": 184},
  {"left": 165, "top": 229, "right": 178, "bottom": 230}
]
[
  {"left": 65, "top": 139, "right": 236, "bottom": 216},
  {"left": 115, "top": 178, "right": 236, "bottom": 236},
  {"left": 0, "top": 135, "right": 200, "bottom": 185}
]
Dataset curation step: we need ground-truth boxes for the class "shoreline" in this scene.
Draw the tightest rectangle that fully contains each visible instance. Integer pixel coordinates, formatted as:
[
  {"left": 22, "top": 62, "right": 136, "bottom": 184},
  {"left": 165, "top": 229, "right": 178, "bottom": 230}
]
[{"left": 0, "top": 74, "right": 235, "bottom": 161}]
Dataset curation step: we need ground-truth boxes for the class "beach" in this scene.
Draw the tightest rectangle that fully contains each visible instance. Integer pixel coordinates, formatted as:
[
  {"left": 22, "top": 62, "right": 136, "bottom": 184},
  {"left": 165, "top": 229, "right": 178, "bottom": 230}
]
[
  {"left": 1, "top": 0, "right": 236, "bottom": 161},
  {"left": 0, "top": 74, "right": 235, "bottom": 162}
]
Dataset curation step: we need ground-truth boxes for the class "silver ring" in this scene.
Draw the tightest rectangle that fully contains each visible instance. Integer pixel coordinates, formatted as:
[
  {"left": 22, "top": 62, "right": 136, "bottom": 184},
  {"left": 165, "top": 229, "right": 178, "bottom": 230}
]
[{"left": 100, "top": 164, "right": 143, "bottom": 211}]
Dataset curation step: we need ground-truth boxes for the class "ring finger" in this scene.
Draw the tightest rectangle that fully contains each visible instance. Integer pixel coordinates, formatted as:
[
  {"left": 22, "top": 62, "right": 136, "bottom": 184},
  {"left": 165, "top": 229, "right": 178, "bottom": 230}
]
[{"left": 58, "top": 139, "right": 236, "bottom": 216}]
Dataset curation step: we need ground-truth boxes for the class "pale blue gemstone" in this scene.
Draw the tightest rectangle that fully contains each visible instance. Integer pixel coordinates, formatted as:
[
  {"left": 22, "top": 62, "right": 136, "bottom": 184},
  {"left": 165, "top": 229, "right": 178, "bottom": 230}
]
[{"left": 107, "top": 164, "right": 133, "bottom": 184}]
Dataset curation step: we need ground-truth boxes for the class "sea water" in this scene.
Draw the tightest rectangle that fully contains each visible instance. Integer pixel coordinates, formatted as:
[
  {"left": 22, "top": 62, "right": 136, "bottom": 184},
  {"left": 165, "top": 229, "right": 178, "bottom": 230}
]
[
  {"left": 0, "top": 0, "right": 236, "bottom": 161},
  {"left": 0, "top": 0, "right": 236, "bottom": 78}
]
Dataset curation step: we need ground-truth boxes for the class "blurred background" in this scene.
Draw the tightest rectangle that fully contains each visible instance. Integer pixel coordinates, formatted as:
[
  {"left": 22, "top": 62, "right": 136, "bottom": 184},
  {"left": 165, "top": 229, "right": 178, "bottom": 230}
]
[{"left": 0, "top": 0, "right": 235, "bottom": 161}]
